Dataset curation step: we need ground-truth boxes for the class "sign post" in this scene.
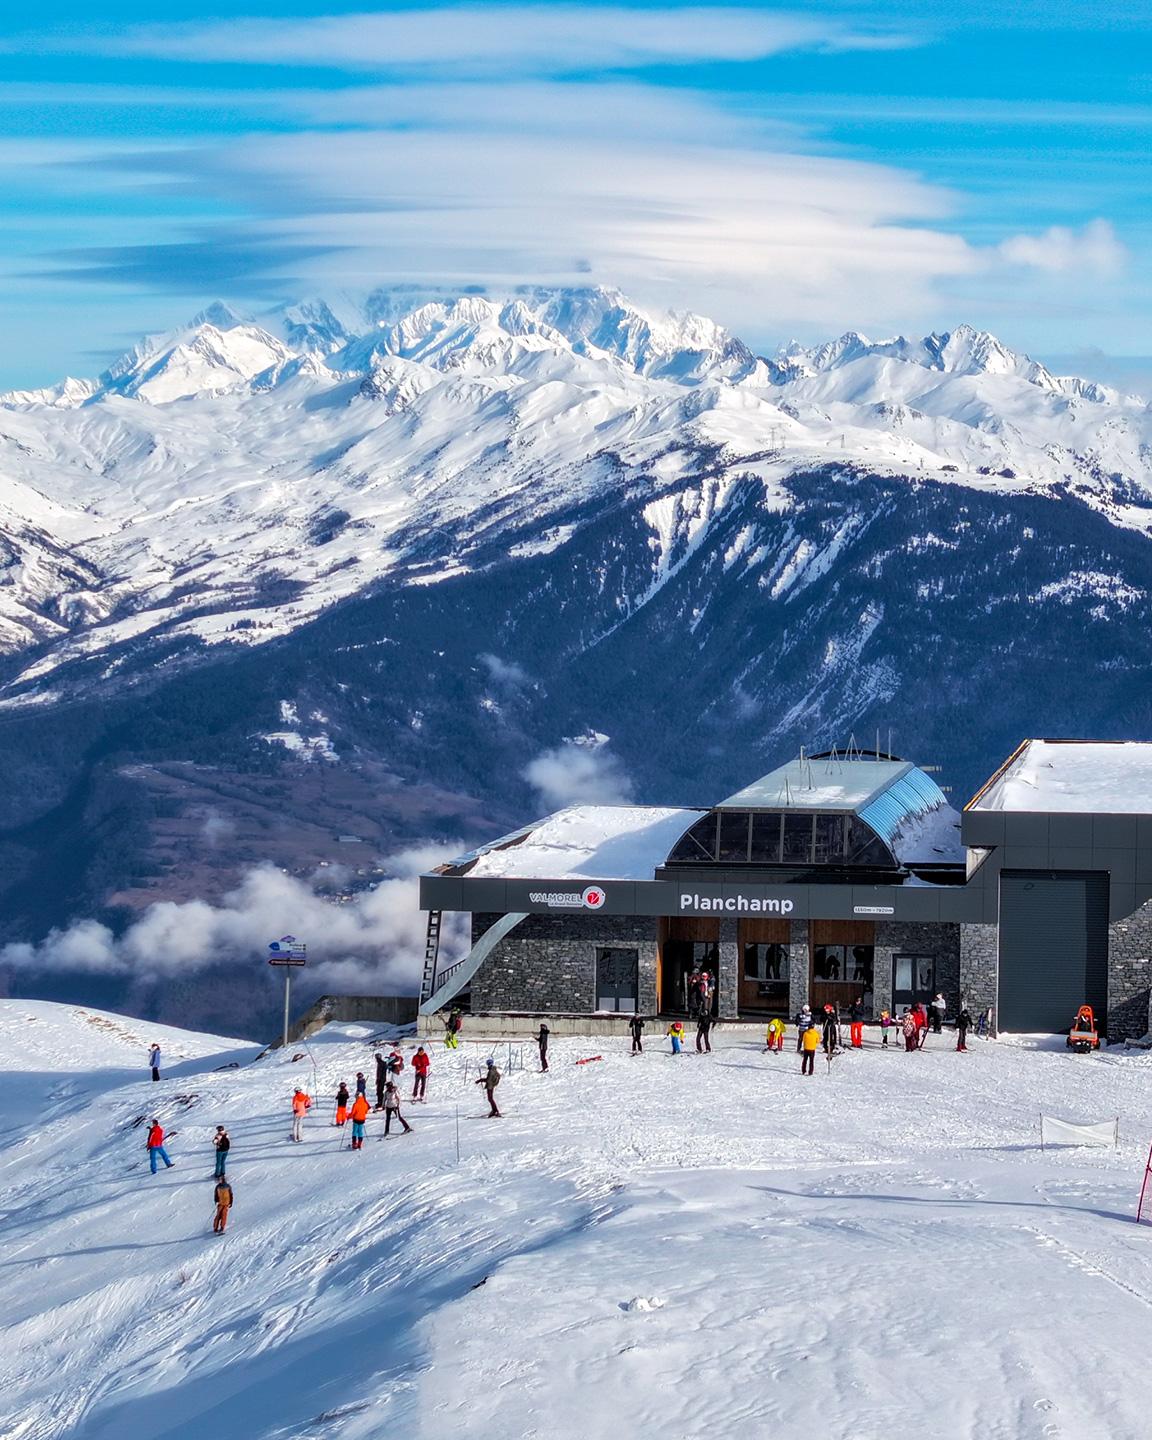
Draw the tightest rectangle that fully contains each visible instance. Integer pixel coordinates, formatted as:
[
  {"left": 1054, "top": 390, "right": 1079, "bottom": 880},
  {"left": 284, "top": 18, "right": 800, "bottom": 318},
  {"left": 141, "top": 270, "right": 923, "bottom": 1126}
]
[{"left": 268, "top": 935, "right": 307, "bottom": 1048}]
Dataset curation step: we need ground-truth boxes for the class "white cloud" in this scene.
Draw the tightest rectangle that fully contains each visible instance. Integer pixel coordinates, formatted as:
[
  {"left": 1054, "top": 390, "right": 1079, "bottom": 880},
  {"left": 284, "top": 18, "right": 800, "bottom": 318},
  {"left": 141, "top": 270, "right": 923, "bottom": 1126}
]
[
  {"left": 88, "top": 7, "right": 914, "bottom": 73},
  {"left": 524, "top": 741, "right": 634, "bottom": 809},
  {"left": 0, "top": 847, "right": 467, "bottom": 990},
  {"left": 998, "top": 219, "right": 1127, "bottom": 277}
]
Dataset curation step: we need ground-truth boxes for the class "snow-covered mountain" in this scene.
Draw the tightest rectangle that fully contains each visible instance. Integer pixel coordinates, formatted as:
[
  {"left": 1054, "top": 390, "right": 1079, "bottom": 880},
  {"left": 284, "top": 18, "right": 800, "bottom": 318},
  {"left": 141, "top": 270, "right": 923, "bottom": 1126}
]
[
  {"left": 1, "top": 286, "right": 1152, "bottom": 971},
  {"left": 0, "top": 286, "right": 1148, "bottom": 707}
]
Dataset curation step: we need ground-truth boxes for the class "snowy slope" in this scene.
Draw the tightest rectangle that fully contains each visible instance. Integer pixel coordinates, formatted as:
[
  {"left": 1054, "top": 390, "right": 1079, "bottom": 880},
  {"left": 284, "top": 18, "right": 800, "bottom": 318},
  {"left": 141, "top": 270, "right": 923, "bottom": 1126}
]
[
  {"left": 0, "top": 288, "right": 1149, "bottom": 706},
  {"left": 6, "top": 1000, "right": 1152, "bottom": 1438}
]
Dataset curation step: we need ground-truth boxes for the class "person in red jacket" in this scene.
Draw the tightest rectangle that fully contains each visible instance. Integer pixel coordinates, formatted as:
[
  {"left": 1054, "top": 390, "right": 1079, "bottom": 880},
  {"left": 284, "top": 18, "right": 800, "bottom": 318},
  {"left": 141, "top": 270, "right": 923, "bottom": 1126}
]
[
  {"left": 411, "top": 1046, "right": 431, "bottom": 1101},
  {"left": 146, "top": 1120, "right": 173, "bottom": 1174}
]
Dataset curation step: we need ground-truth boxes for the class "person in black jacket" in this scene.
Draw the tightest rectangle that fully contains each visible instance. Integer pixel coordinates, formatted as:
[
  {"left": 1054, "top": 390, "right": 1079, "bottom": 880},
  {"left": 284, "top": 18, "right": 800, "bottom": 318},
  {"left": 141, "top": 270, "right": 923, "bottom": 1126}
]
[
  {"left": 821, "top": 1005, "right": 840, "bottom": 1055},
  {"left": 956, "top": 1007, "right": 972, "bottom": 1052},
  {"left": 213, "top": 1126, "right": 230, "bottom": 1179},
  {"left": 629, "top": 1014, "right": 645, "bottom": 1054},
  {"left": 537, "top": 1023, "right": 550, "bottom": 1072},
  {"left": 696, "top": 1010, "right": 713, "bottom": 1053},
  {"left": 374, "top": 1051, "right": 388, "bottom": 1110}
]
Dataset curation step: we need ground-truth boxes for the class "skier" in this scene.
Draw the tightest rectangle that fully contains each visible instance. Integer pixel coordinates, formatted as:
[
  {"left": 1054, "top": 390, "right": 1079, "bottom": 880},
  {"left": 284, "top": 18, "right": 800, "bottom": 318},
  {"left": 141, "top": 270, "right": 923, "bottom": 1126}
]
[
  {"left": 795, "top": 1004, "right": 812, "bottom": 1052},
  {"left": 213, "top": 1125, "right": 230, "bottom": 1178},
  {"left": 696, "top": 1009, "right": 713, "bottom": 1054},
  {"left": 212, "top": 1176, "right": 233, "bottom": 1234},
  {"left": 411, "top": 1047, "right": 430, "bottom": 1101},
  {"left": 699, "top": 970, "right": 715, "bottom": 1016},
  {"left": 916, "top": 1004, "right": 930, "bottom": 1049},
  {"left": 766, "top": 1017, "right": 786, "bottom": 1052},
  {"left": 445, "top": 1008, "right": 463, "bottom": 1049},
  {"left": 146, "top": 1119, "right": 173, "bottom": 1174},
  {"left": 536, "top": 1023, "right": 550, "bottom": 1072},
  {"left": 355, "top": 1072, "right": 367, "bottom": 1099},
  {"left": 821, "top": 1004, "right": 840, "bottom": 1055},
  {"left": 849, "top": 998, "right": 865, "bottom": 1049},
  {"left": 930, "top": 992, "right": 946, "bottom": 1034},
  {"left": 800, "top": 1021, "right": 820, "bottom": 1076},
  {"left": 291, "top": 1088, "right": 312, "bottom": 1143},
  {"left": 880, "top": 1011, "right": 892, "bottom": 1048},
  {"left": 956, "top": 1006, "right": 972, "bottom": 1052},
  {"left": 629, "top": 1013, "right": 645, "bottom": 1055},
  {"left": 476, "top": 1058, "right": 502, "bottom": 1117},
  {"left": 383, "top": 1081, "right": 413, "bottom": 1136},
  {"left": 667, "top": 1019, "right": 685, "bottom": 1056},
  {"left": 349, "top": 1092, "right": 370, "bottom": 1149},
  {"left": 388, "top": 1047, "right": 405, "bottom": 1081},
  {"left": 686, "top": 967, "right": 702, "bottom": 1017},
  {"left": 148, "top": 1043, "right": 162, "bottom": 1083},
  {"left": 334, "top": 1081, "right": 350, "bottom": 1126},
  {"left": 374, "top": 1051, "right": 388, "bottom": 1110},
  {"left": 902, "top": 1011, "right": 919, "bottom": 1052}
]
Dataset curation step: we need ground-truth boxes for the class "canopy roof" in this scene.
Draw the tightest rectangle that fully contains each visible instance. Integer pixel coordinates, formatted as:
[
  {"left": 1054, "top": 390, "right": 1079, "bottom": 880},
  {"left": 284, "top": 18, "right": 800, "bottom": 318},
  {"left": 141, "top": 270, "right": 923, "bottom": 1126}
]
[
  {"left": 718, "top": 757, "right": 917, "bottom": 812},
  {"left": 969, "top": 739, "right": 1152, "bottom": 814},
  {"left": 452, "top": 805, "right": 703, "bottom": 881}
]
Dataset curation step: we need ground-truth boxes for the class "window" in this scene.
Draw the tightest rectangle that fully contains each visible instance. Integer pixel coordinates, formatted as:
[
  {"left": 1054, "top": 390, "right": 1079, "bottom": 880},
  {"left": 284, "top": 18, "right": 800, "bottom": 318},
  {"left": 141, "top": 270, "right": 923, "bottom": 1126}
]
[
  {"left": 718, "top": 812, "right": 751, "bottom": 862},
  {"left": 846, "top": 816, "right": 894, "bottom": 867},
  {"left": 783, "top": 814, "right": 814, "bottom": 863},
  {"left": 813, "top": 944, "right": 874, "bottom": 988},
  {"left": 814, "top": 813, "right": 845, "bottom": 864},
  {"left": 743, "top": 942, "right": 787, "bottom": 981},
  {"left": 596, "top": 948, "right": 639, "bottom": 1012},
  {"left": 894, "top": 953, "right": 935, "bottom": 1005},
  {"left": 668, "top": 813, "right": 718, "bottom": 862},
  {"left": 750, "top": 813, "right": 782, "bottom": 862}
]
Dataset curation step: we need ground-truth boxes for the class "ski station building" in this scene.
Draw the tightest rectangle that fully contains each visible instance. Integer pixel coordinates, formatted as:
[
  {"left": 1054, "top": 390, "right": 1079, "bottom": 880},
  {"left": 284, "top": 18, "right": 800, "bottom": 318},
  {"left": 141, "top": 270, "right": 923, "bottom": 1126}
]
[{"left": 418, "top": 741, "right": 1152, "bottom": 1039}]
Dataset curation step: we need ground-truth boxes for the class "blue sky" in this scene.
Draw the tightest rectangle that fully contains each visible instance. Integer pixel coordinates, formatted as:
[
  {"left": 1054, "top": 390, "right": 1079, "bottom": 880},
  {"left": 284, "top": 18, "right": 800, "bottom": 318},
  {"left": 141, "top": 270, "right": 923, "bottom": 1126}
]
[{"left": 0, "top": 0, "right": 1149, "bottom": 389}]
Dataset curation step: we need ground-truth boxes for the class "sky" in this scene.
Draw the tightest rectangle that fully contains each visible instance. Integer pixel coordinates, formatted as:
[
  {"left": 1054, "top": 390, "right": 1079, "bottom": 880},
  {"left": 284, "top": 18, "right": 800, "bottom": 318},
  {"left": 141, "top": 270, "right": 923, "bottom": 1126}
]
[{"left": 0, "top": 0, "right": 1149, "bottom": 390}]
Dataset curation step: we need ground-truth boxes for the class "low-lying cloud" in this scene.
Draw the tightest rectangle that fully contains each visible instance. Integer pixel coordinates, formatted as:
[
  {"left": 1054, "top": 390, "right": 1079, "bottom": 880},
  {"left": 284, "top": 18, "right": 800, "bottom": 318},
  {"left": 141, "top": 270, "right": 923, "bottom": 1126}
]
[
  {"left": 524, "top": 739, "right": 633, "bottom": 810},
  {"left": 0, "top": 845, "right": 466, "bottom": 991}
]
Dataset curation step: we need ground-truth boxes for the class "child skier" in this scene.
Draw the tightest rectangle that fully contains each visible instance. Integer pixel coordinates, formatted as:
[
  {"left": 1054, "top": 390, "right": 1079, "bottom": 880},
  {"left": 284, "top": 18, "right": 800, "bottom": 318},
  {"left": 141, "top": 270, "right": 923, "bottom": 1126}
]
[
  {"left": 476, "top": 1058, "right": 502, "bottom": 1117},
  {"left": 629, "top": 1013, "right": 645, "bottom": 1054},
  {"left": 956, "top": 1006, "right": 973, "bottom": 1052},
  {"left": 880, "top": 1011, "right": 892, "bottom": 1047},
  {"left": 667, "top": 1020, "right": 685, "bottom": 1056},
  {"left": 445, "top": 1009, "right": 463, "bottom": 1049},
  {"left": 334, "top": 1081, "right": 350, "bottom": 1126},
  {"left": 795, "top": 1005, "right": 812, "bottom": 1052},
  {"left": 411, "top": 1047, "right": 430, "bottom": 1101},
  {"left": 212, "top": 1176, "right": 233, "bottom": 1234},
  {"left": 766, "top": 1017, "right": 786, "bottom": 1052},
  {"left": 291, "top": 1088, "right": 312, "bottom": 1143},
  {"left": 213, "top": 1126, "right": 230, "bottom": 1178},
  {"left": 383, "top": 1081, "right": 413, "bottom": 1136},
  {"left": 349, "top": 1092, "right": 370, "bottom": 1149}
]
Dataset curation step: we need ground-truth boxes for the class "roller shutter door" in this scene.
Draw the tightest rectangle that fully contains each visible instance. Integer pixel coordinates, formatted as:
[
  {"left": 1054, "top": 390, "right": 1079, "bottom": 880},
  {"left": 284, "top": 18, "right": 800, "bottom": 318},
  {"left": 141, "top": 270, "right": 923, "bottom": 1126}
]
[{"left": 998, "top": 871, "right": 1109, "bottom": 1034}]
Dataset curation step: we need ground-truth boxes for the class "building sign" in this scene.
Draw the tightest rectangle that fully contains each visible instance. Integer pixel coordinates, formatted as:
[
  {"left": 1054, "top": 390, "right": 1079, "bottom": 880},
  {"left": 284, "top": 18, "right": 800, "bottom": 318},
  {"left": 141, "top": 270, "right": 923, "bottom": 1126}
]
[
  {"left": 679, "top": 893, "right": 795, "bottom": 914},
  {"left": 853, "top": 905, "right": 895, "bottom": 916},
  {"left": 528, "top": 886, "right": 607, "bottom": 910}
]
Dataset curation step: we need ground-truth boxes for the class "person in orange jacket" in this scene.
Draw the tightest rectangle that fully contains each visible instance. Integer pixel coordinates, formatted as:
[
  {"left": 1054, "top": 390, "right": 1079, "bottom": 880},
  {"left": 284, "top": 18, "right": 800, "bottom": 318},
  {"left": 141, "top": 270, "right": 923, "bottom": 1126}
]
[
  {"left": 349, "top": 1092, "right": 370, "bottom": 1149},
  {"left": 212, "top": 1177, "right": 233, "bottom": 1233},
  {"left": 291, "top": 1088, "right": 312, "bottom": 1143},
  {"left": 800, "top": 1022, "right": 821, "bottom": 1076}
]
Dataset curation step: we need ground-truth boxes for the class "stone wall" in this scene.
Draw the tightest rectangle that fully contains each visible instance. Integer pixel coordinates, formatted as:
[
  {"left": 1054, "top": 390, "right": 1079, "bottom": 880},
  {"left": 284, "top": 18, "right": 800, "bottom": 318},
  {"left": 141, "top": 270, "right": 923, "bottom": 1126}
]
[
  {"left": 787, "top": 919, "right": 810, "bottom": 1015},
  {"left": 959, "top": 924, "right": 998, "bottom": 1033},
  {"left": 874, "top": 922, "right": 961, "bottom": 1018},
  {"left": 1108, "top": 899, "right": 1152, "bottom": 1042},
  {"left": 718, "top": 918, "right": 740, "bottom": 1020},
  {"left": 470, "top": 912, "right": 659, "bottom": 1014}
]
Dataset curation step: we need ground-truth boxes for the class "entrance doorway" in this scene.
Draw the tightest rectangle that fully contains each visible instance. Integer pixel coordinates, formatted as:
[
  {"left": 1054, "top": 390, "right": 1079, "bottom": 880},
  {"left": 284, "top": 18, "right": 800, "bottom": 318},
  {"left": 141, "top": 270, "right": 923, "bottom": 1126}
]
[
  {"left": 596, "top": 948, "right": 639, "bottom": 1012},
  {"left": 810, "top": 920, "right": 875, "bottom": 1015},
  {"left": 659, "top": 917, "right": 720, "bottom": 1014},
  {"left": 893, "top": 953, "right": 936, "bottom": 1011}
]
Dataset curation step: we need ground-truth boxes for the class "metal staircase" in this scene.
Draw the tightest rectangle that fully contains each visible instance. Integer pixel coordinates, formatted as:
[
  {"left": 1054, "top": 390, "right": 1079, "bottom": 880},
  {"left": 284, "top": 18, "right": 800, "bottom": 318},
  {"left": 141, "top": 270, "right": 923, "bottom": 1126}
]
[{"left": 419, "top": 910, "right": 443, "bottom": 1005}]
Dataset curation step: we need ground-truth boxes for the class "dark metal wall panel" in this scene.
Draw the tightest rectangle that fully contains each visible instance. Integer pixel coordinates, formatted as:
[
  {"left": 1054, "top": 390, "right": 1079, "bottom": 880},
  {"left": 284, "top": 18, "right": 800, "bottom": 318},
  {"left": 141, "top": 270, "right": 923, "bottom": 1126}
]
[{"left": 999, "top": 871, "right": 1109, "bottom": 1033}]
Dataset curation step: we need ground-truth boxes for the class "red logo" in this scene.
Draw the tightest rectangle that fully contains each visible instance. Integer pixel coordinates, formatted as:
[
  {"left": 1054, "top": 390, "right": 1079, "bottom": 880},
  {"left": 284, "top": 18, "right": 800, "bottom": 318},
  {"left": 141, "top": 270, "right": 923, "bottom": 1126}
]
[{"left": 582, "top": 887, "right": 606, "bottom": 910}]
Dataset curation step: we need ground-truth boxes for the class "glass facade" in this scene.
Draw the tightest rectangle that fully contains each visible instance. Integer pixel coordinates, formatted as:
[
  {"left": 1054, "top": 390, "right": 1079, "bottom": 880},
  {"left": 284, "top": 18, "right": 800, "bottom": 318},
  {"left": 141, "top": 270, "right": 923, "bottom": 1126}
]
[{"left": 667, "top": 809, "right": 895, "bottom": 869}]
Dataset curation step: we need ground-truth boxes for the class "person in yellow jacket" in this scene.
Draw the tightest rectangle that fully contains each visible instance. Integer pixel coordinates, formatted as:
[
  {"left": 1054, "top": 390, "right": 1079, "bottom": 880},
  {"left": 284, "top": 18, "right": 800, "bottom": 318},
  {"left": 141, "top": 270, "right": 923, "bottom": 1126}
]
[
  {"left": 765, "top": 1017, "right": 786, "bottom": 1052},
  {"left": 800, "top": 1021, "right": 821, "bottom": 1076},
  {"left": 667, "top": 1020, "right": 685, "bottom": 1055}
]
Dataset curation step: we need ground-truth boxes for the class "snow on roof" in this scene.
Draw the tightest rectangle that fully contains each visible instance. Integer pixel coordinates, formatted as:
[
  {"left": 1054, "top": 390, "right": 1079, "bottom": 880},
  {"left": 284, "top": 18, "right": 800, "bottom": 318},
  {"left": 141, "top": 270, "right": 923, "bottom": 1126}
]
[
  {"left": 459, "top": 805, "right": 702, "bottom": 880},
  {"left": 719, "top": 758, "right": 914, "bottom": 811},
  {"left": 971, "top": 739, "right": 1152, "bottom": 813}
]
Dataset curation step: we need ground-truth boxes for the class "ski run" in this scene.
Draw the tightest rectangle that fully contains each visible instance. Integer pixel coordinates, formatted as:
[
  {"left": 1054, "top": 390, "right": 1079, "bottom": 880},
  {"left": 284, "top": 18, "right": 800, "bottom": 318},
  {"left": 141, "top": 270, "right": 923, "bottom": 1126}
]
[{"left": 5, "top": 999, "right": 1152, "bottom": 1438}]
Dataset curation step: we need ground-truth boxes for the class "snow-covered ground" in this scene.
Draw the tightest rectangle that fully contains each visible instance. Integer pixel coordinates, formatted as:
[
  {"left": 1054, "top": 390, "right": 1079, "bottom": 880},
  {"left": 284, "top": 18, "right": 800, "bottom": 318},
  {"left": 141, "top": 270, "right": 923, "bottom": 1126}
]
[{"left": 5, "top": 1000, "right": 1152, "bottom": 1438}]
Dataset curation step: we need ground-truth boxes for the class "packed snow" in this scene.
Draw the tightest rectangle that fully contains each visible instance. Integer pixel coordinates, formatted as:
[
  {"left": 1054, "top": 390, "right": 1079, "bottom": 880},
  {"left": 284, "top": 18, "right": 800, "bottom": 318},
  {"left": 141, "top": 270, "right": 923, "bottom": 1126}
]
[
  {"left": 1, "top": 286, "right": 1151, "bottom": 707},
  {"left": 458, "top": 804, "right": 700, "bottom": 879},
  {"left": 973, "top": 740, "right": 1152, "bottom": 813},
  {"left": 6, "top": 999, "right": 1152, "bottom": 1437}
]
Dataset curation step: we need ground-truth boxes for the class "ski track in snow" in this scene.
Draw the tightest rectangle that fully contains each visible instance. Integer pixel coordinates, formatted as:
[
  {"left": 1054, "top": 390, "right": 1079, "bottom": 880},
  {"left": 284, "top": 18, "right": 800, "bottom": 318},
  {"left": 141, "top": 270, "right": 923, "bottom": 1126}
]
[{"left": 4, "top": 1003, "right": 1152, "bottom": 1437}]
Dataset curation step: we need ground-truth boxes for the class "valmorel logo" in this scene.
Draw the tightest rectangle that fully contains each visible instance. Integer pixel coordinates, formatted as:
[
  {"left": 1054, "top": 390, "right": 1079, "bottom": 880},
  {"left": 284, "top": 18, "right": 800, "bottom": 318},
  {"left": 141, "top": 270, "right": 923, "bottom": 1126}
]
[{"left": 582, "top": 886, "right": 606, "bottom": 910}]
